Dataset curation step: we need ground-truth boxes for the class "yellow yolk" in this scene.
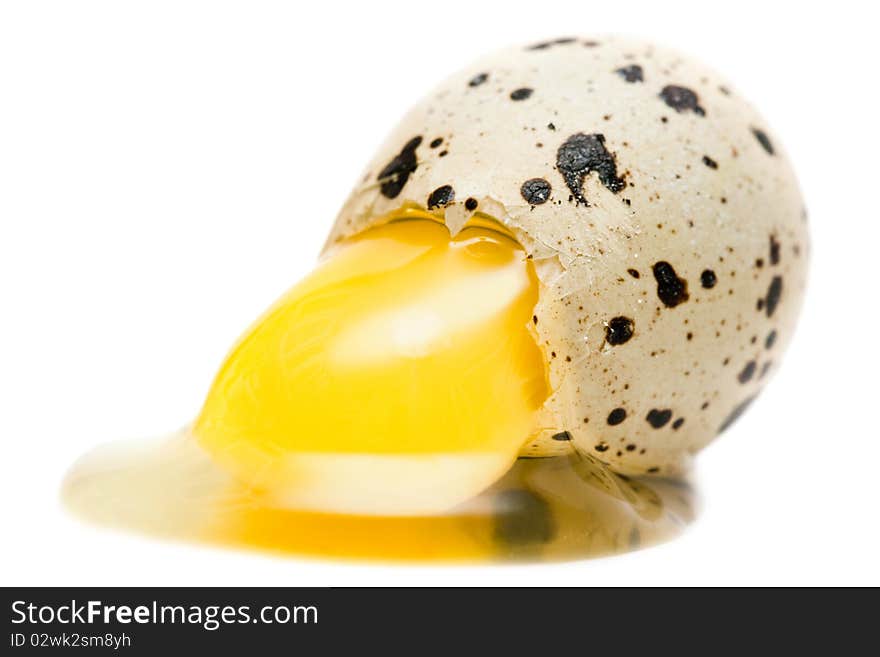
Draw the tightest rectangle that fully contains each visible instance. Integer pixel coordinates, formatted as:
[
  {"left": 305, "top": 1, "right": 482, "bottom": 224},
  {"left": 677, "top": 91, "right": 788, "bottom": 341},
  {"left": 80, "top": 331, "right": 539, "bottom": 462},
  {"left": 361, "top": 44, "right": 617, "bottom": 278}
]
[{"left": 192, "top": 212, "right": 549, "bottom": 515}]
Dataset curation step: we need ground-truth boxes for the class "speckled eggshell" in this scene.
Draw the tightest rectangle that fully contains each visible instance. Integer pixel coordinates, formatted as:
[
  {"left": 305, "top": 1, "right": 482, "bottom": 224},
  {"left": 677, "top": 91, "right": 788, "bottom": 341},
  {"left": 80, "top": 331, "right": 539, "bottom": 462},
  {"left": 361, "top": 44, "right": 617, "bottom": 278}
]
[{"left": 325, "top": 36, "right": 809, "bottom": 476}]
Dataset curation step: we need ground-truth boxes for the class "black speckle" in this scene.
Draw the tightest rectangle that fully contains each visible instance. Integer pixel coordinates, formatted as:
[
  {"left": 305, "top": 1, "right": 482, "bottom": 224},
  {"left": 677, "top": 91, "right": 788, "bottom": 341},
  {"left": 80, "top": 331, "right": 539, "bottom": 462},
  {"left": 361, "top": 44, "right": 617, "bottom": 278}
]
[
  {"left": 702, "top": 155, "right": 718, "bottom": 169},
  {"left": 627, "top": 268, "right": 640, "bottom": 279},
  {"left": 468, "top": 72, "right": 488, "bottom": 87},
  {"left": 672, "top": 418, "right": 685, "bottom": 430},
  {"left": 429, "top": 137, "right": 443, "bottom": 149},
  {"left": 652, "top": 261, "right": 690, "bottom": 308},
  {"left": 765, "top": 276, "right": 783, "bottom": 317},
  {"left": 646, "top": 409, "right": 673, "bottom": 429},
  {"left": 594, "top": 442, "right": 609, "bottom": 452},
  {"left": 493, "top": 490, "right": 555, "bottom": 548},
  {"left": 718, "top": 396, "right": 756, "bottom": 434},
  {"left": 659, "top": 85, "right": 706, "bottom": 116},
  {"left": 770, "top": 235, "right": 781, "bottom": 266},
  {"left": 377, "top": 136, "right": 422, "bottom": 199},
  {"left": 547, "top": 122, "right": 556, "bottom": 131},
  {"left": 465, "top": 197, "right": 478, "bottom": 211},
  {"left": 605, "top": 316, "right": 635, "bottom": 345},
  {"left": 752, "top": 127, "right": 774, "bottom": 155},
  {"left": 607, "top": 408, "right": 627, "bottom": 425},
  {"left": 615, "top": 64, "right": 643, "bottom": 83},
  {"left": 527, "top": 38, "right": 577, "bottom": 51},
  {"left": 551, "top": 431, "right": 572, "bottom": 441},
  {"left": 520, "top": 178, "right": 552, "bottom": 205},
  {"left": 556, "top": 133, "right": 625, "bottom": 206},
  {"left": 760, "top": 361, "right": 773, "bottom": 379},
  {"left": 510, "top": 87, "right": 533, "bottom": 101},
  {"left": 765, "top": 330, "right": 778, "bottom": 350},
  {"left": 427, "top": 184, "right": 455, "bottom": 209},
  {"left": 738, "top": 360, "right": 757, "bottom": 384},
  {"left": 700, "top": 269, "right": 717, "bottom": 289}
]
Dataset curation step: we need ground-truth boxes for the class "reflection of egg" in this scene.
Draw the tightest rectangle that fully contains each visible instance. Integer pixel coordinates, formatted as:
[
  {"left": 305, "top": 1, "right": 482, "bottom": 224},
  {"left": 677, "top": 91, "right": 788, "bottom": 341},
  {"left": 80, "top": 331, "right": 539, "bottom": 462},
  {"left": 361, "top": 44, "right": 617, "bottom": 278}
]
[{"left": 65, "top": 36, "right": 807, "bottom": 559}]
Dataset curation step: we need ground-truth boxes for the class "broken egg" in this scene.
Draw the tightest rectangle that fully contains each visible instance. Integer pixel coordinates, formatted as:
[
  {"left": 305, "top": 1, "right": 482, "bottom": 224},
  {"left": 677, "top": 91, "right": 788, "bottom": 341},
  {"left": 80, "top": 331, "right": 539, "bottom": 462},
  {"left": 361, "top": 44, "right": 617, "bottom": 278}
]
[
  {"left": 64, "top": 36, "right": 807, "bottom": 561},
  {"left": 193, "top": 214, "right": 548, "bottom": 515}
]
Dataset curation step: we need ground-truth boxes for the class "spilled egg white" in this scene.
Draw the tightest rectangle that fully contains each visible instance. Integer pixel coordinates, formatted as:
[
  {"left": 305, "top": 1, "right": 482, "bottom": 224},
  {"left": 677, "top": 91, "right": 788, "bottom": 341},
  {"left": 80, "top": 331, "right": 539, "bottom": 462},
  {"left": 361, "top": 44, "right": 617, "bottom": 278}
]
[{"left": 326, "top": 36, "right": 809, "bottom": 476}]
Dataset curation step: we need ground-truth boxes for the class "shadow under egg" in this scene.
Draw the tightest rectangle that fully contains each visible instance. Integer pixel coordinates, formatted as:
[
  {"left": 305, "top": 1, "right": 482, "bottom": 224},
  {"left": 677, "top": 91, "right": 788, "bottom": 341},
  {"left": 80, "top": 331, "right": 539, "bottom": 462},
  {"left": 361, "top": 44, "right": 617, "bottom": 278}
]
[{"left": 62, "top": 431, "right": 696, "bottom": 563}]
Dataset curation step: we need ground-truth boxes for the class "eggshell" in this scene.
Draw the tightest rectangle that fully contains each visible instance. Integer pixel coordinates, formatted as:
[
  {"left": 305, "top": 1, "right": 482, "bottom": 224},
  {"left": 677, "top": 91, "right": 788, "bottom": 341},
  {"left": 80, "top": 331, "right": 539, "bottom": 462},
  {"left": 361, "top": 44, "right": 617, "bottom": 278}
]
[{"left": 325, "top": 36, "right": 809, "bottom": 475}]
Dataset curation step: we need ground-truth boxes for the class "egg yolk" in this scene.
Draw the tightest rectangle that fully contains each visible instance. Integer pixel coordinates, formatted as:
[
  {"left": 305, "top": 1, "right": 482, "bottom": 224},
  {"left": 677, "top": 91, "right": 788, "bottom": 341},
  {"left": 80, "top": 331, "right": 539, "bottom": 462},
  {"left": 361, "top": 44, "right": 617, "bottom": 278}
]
[{"left": 192, "top": 211, "right": 549, "bottom": 515}]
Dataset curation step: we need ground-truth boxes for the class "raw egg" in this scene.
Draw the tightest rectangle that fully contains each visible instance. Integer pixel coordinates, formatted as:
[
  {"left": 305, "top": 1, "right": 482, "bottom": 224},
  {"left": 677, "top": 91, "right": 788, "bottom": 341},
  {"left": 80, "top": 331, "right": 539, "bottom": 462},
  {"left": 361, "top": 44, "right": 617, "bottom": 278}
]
[{"left": 64, "top": 36, "right": 807, "bottom": 561}]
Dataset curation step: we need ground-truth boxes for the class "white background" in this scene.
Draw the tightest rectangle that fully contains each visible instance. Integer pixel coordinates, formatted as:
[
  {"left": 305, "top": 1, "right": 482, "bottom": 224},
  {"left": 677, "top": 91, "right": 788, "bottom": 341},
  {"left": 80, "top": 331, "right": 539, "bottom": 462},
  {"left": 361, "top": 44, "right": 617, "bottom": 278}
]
[{"left": 2, "top": 1, "right": 878, "bottom": 586}]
